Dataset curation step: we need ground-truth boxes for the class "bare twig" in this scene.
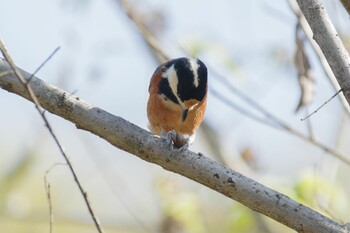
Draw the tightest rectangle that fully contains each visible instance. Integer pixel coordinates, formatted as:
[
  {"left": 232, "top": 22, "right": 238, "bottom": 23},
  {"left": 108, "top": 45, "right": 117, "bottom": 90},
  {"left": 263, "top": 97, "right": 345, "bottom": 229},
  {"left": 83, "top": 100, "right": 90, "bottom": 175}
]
[
  {"left": 0, "top": 39, "right": 104, "bottom": 233},
  {"left": 304, "top": 108, "right": 315, "bottom": 140},
  {"left": 0, "top": 60, "right": 348, "bottom": 233},
  {"left": 44, "top": 163, "right": 67, "bottom": 233},
  {"left": 28, "top": 46, "right": 60, "bottom": 83},
  {"left": 44, "top": 182, "right": 52, "bottom": 233},
  {"left": 301, "top": 89, "right": 343, "bottom": 121}
]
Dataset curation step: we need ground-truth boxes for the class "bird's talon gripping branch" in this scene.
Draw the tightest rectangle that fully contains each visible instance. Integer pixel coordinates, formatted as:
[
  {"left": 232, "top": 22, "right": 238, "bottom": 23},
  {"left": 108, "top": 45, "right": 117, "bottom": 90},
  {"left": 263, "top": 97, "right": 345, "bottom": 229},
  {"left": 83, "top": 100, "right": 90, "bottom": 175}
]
[
  {"left": 161, "top": 130, "right": 176, "bottom": 150},
  {"left": 161, "top": 130, "right": 190, "bottom": 153}
]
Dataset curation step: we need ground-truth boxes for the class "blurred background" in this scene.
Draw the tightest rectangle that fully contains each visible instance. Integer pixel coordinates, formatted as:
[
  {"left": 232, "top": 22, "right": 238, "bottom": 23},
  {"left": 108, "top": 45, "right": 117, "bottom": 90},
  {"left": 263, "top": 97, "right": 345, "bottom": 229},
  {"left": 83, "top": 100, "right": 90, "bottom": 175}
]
[{"left": 1, "top": 0, "right": 350, "bottom": 232}]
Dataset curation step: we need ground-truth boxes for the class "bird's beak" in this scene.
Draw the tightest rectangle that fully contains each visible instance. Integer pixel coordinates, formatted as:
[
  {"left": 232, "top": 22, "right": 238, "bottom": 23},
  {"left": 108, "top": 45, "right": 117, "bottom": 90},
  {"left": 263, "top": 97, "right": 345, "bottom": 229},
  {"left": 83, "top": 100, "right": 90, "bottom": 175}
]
[{"left": 182, "top": 109, "right": 188, "bottom": 122}]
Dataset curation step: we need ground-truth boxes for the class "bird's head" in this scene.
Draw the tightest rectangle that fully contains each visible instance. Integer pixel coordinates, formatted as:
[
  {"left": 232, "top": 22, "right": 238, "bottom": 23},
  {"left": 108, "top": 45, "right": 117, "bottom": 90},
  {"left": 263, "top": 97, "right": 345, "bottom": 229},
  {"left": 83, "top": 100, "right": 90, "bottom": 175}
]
[{"left": 157, "top": 57, "right": 208, "bottom": 121}]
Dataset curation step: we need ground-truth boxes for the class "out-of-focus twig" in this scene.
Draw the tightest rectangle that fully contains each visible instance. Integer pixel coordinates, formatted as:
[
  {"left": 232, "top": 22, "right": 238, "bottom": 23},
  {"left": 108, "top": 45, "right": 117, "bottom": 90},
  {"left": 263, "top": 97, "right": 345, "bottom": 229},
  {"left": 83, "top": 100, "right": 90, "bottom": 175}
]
[
  {"left": 0, "top": 39, "right": 104, "bottom": 233},
  {"left": 116, "top": 0, "right": 170, "bottom": 63},
  {"left": 302, "top": 89, "right": 343, "bottom": 121},
  {"left": 29, "top": 46, "right": 61, "bottom": 82},
  {"left": 44, "top": 163, "right": 67, "bottom": 233},
  {"left": 44, "top": 180, "right": 53, "bottom": 233}
]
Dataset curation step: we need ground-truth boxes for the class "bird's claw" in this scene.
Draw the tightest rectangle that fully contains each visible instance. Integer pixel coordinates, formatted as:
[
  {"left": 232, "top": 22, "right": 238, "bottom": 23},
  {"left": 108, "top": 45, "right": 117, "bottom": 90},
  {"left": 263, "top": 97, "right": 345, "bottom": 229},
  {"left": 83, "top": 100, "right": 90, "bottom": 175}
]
[
  {"left": 161, "top": 130, "right": 190, "bottom": 154},
  {"left": 161, "top": 130, "right": 176, "bottom": 150}
]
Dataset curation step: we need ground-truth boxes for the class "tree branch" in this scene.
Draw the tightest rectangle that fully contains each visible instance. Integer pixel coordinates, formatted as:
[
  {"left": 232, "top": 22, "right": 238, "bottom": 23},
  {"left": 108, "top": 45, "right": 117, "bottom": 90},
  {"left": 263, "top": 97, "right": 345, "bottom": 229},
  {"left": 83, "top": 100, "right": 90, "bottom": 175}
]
[
  {"left": 1, "top": 59, "right": 349, "bottom": 232},
  {"left": 296, "top": 0, "right": 350, "bottom": 106},
  {"left": 288, "top": 0, "right": 350, "bottom": 115}
]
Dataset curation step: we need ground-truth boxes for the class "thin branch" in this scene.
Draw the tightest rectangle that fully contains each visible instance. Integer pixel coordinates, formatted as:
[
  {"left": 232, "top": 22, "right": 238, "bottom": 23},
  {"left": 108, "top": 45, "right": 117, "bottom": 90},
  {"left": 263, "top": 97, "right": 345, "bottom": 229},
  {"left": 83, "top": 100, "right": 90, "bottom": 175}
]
[
  {"left": 28, "top": 46, "right": 60, "bottom": 83},
  {"left": 301, "top": 89, "right": 343, "bottom": 121},
  {"left": 0, "top": 59, "right": 348, "bottom": 233},
  {"left": 305, "top": 108, "right": 315, "bottom": 140},
  {"left": 44, "top": 163, "right": 67, "bottom": 233},
  {"left": 44, "top": 180, "right": 52, "bottom": 233},
  {"left": 0, "top": 40, "right": 104, "bottom": 233}
]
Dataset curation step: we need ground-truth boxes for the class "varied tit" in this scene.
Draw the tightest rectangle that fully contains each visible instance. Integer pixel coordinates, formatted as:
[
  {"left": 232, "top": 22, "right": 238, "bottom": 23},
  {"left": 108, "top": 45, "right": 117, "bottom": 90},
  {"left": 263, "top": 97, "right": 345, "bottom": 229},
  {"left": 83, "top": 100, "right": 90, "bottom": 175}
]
[{"left": 147, "top": 57, "right": 208, "bottom": 148}]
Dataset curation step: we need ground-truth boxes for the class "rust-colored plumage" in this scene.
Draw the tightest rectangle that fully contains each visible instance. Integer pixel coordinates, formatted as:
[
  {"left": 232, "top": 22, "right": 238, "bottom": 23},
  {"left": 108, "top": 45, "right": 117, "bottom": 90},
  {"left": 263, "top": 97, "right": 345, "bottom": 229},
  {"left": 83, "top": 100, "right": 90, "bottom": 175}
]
[{"left": 147, "top": 58, "right": 208, "bottom": 148}]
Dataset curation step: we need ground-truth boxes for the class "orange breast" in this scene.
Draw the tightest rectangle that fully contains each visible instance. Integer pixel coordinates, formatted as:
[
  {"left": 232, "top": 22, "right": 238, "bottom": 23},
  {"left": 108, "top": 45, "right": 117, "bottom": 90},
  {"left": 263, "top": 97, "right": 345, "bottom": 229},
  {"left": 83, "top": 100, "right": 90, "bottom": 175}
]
[{"left": 147, "top": 70, "right": 207, "bottom": 136}]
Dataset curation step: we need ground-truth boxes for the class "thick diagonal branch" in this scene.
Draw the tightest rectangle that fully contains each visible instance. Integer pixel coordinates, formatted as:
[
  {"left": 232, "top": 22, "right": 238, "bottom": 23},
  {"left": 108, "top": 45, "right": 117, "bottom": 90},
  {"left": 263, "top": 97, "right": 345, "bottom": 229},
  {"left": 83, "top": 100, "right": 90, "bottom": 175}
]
[
  {"left": 296, "top": 0, "right": 350, "bottom": 106},
  {"left": 0, "top": 59, "right": 349, "bottom": 232}
]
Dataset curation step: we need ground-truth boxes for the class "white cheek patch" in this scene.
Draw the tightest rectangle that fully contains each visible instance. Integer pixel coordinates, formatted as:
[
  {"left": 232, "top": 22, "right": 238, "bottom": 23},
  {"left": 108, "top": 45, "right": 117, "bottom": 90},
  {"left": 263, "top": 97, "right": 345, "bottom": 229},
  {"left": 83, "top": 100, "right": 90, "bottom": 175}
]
[
  {"left": 189, "top": 58, "right": 200, "bottom": 87},
  {"left": 163, "top": 65, "right": 178, "bottom": 97},
  {"left": 163, "top": 64, "right": 186, "bottom": 109}
]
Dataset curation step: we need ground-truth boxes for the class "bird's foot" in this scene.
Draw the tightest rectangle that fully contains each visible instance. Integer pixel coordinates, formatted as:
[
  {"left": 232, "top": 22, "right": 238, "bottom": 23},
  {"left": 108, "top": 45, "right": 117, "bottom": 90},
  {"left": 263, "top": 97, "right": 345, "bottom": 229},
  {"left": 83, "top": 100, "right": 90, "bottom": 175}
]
[
  {"left": 172, "top": 132, "right": 190, "bottom": 155},
  {"left": 161, "top": 130, "right": 177, "bottom": 150},
  {"left": 161, "top": 130, "right": 190, "bottom": 154}
]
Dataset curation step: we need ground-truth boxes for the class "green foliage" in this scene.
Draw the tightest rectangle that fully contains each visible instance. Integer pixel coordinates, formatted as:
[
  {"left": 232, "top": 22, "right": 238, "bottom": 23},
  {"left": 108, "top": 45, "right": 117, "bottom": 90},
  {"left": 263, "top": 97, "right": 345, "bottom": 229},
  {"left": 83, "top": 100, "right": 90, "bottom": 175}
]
[
  {"left": 0, "top": 150, "right": 36, "bottom": 212},
  {"left": 226, "top": 205, "right": 255, "bottom": 233},
  {"left": 293, "top": 170, "right": 348, "bottom": 219}
]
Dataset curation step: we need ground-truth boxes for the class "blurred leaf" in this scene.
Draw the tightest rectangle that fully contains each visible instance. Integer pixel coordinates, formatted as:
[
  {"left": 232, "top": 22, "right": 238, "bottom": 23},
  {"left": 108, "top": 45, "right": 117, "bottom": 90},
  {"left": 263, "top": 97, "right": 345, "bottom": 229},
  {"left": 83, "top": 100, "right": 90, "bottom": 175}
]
[
  {"left": 240, "top": 147, "right": 260, "bottom": 171},
  {"left": 294, "top": 23, "right": 314, "bottom": 113}
]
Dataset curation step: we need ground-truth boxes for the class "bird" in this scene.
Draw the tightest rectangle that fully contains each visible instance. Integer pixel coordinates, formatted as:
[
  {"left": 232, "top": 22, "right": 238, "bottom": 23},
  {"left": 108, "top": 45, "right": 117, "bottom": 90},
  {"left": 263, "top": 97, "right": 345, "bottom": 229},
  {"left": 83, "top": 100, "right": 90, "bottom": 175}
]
[{"left": 147, "top": 57, "right": 208, "bottom": 148}]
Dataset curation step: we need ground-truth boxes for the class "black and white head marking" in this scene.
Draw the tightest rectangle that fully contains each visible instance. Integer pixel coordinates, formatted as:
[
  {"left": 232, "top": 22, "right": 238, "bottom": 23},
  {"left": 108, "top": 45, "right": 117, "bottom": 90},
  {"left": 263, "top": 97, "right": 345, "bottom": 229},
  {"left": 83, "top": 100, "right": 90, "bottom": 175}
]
[{"left": 158, "top": 57, "right": 207, "bottom": 109}]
